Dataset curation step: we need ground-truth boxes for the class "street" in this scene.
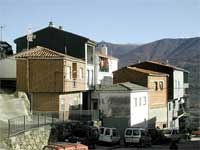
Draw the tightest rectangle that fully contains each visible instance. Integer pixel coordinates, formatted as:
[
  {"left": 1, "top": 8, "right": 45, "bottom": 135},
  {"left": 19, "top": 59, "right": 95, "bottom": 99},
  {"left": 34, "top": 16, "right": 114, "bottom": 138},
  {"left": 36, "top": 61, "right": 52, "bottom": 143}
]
[{"left": 94, "top": 140, "right": 200, "bottom": 150}]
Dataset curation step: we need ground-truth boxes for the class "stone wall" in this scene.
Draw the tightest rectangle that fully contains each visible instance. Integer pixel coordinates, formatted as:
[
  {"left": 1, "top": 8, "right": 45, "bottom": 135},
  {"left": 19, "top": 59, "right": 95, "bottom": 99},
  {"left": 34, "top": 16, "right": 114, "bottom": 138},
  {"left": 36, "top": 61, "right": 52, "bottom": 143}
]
[{"left": 0, "top": 125, "right": 51, "bottom": 150}]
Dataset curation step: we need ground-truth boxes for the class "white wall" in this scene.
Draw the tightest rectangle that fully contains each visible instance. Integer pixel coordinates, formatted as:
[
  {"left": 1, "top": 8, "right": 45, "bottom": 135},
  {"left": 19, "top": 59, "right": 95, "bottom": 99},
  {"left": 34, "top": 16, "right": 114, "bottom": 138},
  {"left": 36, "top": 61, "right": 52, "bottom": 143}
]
[
  {"left": 173, "top": 70, "right": 184, "bottom": 99},
  {"left": 0, "top": 57, "right": 16, "bottom": 78},
  {"left": 94, "top": 55, "right": 118, "bottom": 85},
  {"left": 167, "top": 70, "right": 184, "bottom": 129},
  {"left": 130, "top": 92, "right": 149, "bottom": 127}
]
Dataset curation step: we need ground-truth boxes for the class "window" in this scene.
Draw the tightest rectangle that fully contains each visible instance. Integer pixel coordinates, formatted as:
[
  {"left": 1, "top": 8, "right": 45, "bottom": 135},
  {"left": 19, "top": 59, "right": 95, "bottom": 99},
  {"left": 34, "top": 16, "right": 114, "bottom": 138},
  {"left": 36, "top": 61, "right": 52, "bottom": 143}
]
[
  {"left": 139, "top": 97, "right": 142, "bottom": 106},
  {"left": 87, "top": 70, "right": 90, "bottom": 85},
  {"left": 141, "top": 130, "right": 146, "bottom": 136},
  {"left": 72, "top": 63, "right": 77, "bottom": 79},
  {"left": 132, "top": 130, "right": 139, "bottom": 136},
  {"left": 100, "top": 128, "right": 104, "bottom": 134},
  {"left": 126, "top": 129, "right": 132, "bottom": 136},
  {"left": 91, "top": 70, "right": 94, "bottom": 85},
  {"left": 105, "top": 129, "right": 111, "bottom": 136},
  {"left": 79, "top": 67, "right": 83, "bottom": 79},
  {"left": 159, "top": 81, "right": 164, "bottom": 90},
  {"left": 143, "top": 97, "right": 146, "bottom": 105},
  {"left": 169, "top": 103, "right": 171, "bottom": 111},
  {"left": 66, "top": 66, "right": 71, "bottom": 80},
  {"left": 154, "top": 81, "right": 158, "bottom": 90},
  {"left": 135, "top": 98, "right": 137, "bottom": 107}
]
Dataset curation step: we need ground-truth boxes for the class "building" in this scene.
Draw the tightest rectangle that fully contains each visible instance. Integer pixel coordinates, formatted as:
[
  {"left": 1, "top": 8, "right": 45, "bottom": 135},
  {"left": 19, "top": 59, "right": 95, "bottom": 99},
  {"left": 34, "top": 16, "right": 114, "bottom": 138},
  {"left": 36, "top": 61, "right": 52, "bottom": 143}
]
[
  {"left": 0, "top": 56, "right": 16, "bottom": 91},
  {"left": 131, "top": 61, "right": 189, "bottom": 129},
  {"left": 113, "top": 66, "right": 169, "bottom": 129},
  {"left": 14, "top": 22, "right": 97, "bottom": 109},
  {"left": 94, "top": 44, "right": 118, "bottom": 85},
  {"left": 91, "top": 82, "right": 148, "bottom": 133},
  {"left": 15, "top": 46, "right": 86, "bottom": 115}
]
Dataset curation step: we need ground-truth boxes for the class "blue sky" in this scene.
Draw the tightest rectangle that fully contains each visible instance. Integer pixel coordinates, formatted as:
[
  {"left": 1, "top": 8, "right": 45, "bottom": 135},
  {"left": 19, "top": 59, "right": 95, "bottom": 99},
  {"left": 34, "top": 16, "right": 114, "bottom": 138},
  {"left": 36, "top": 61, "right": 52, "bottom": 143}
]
[{"left": 0, "top": 0, "right": 200, "bottom": 50}]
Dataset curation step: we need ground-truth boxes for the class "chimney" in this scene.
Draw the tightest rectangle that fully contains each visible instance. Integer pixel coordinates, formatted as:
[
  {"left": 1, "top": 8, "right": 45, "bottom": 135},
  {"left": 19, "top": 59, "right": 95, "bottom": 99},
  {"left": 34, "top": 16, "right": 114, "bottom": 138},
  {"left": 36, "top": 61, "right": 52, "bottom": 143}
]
[
  {"left": 58, "top": 26, "right": 63, "bottom": 30},
  {"left": 49, "top": 21, "right": 53, "bottom": 27}
]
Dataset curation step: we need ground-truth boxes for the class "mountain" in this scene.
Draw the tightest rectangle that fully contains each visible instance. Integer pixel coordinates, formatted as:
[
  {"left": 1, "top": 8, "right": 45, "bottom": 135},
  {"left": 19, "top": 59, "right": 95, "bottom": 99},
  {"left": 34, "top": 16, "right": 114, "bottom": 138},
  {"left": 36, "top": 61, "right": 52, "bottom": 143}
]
[
  {"left": 97, "top": 41, "right": 140, "bottom": 57},
  {"left": 98, "top": 37, "right": 200, "bottom": 106}
]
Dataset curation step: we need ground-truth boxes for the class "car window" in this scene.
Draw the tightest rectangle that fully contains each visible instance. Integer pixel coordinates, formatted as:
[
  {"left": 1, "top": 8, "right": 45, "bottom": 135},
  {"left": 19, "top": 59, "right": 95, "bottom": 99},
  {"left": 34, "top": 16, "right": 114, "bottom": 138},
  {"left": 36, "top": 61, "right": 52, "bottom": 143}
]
[
  {"left": 100, "top": 128, "right": 104, "bottom": 134},
  {"left": 132, "top": 130, "right": 139, "bottom": 136},
  {"left": 126, "top": 129, "right": 132, "bottom": 136},
  {"left": 113, "top": 129, "right": 117, "bottom": 136},
  {"left": 141, "top": 130, "right": 146, "bottom": 136},
  {"left": 105, "top": 129, "right": 111, "bottom": 136}
]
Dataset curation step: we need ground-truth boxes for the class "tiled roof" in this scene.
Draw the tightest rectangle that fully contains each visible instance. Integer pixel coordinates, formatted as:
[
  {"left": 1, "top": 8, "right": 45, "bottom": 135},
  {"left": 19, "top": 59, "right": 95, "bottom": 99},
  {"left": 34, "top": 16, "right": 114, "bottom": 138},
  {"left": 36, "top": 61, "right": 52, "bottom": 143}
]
[
  {"left": 96, "top": 82, "right": 147, "bottom": 91},
  {"left": 15, "top": 46, "right": 84, "bottom": 62},
  {"left": 127, "top": 66, "right": 169, "bottom": 76},
  {"left": 132, "top": 61, "right": 188, "bottom": 72},
  {"left": 15, "top": 46, "right": 65, "bottom": 58}
]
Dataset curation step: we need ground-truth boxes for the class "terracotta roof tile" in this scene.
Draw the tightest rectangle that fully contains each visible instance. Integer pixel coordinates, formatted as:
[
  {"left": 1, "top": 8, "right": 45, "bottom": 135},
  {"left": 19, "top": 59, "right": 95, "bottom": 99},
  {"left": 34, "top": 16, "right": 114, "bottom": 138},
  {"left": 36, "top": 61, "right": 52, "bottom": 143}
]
[
  {"left": 15, "top": 46, "right": 65, "bottom": 58},
  {"left": 15, "top": 46, "right": 85, "bottom": 63}
]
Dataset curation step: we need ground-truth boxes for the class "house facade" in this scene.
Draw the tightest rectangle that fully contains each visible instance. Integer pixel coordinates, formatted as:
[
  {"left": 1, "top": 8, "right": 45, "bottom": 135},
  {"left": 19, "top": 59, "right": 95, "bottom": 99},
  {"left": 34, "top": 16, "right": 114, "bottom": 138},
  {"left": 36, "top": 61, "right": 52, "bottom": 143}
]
[
  {"left": 94, "top": 45, "right": 118, "bottom": 85},
  {"left": 131, "top": 61, "right": 189, "bottom": 129},
  {"left": 14, "top": 22, "right": 96, "bottom": 109},
  {"left": 113, "top": 66, "right": 169, "bottom": 129},
  {"left": 92, "top": 82, "right": 149, "bottom": 130},
  {"left": 15, "top": 46, "right": 86, "bottom": 114}
]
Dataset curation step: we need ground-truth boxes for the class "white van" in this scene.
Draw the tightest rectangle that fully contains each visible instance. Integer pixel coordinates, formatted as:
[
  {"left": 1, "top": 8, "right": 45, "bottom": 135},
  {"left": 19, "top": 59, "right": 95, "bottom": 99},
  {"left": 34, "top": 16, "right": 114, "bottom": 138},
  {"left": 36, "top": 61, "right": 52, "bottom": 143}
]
[
  {"left": 124, "top": 128, "right": 151, "bottom": 147},
  {"left": 98, "top": 127, "right": 120, "bottom": 144}
]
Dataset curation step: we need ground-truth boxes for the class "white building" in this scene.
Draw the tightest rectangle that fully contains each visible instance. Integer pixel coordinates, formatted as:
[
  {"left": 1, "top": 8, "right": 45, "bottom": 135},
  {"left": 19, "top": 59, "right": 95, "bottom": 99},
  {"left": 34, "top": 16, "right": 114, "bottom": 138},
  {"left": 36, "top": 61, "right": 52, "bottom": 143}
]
[
  {"left": 168, "top": 68, "right": 189, "bottom": 129},
  {"left": 91, "top": 82, "right": 149, "bottom": 128},
  {"left": 94, "top": 45, "right": 118, "bottom": 85}
]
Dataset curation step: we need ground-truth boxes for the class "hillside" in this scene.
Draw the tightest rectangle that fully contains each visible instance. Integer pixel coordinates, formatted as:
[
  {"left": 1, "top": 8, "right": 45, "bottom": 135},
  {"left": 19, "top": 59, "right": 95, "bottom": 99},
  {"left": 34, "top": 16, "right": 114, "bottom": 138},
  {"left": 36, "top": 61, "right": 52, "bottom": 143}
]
[{"left": 98, "top": 37, "right": 200, "bottom": 106}]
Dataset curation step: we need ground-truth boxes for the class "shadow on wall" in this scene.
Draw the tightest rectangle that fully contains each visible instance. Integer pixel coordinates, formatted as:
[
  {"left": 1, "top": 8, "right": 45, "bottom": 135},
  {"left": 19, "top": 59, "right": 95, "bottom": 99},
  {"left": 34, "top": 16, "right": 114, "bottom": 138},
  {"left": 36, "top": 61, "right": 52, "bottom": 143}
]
[{"left": 131, "top": 117, "right": 157, "bottom": 129}]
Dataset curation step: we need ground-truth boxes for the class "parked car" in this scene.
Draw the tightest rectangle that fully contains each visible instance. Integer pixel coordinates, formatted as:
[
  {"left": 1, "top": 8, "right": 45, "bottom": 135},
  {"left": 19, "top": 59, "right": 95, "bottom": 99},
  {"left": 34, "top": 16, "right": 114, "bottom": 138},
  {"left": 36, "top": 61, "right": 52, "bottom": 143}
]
[
  {"left": 98, "top": 127, "right": 121, "bottom": 145},
  {"left": 68, "top": 125, "right": 99, "bottom": 149},
  {"left": 124, "top": 128, "right": 151, "bottom": 147},
  {"left": 147, "top": 128, "right": 167, "bottom": 144},
  {"left": 162, "top": 128, "right": 181, "bottom": 142},
  {"left": 43, "top": 143, "right": 88, "bottom": 150}
]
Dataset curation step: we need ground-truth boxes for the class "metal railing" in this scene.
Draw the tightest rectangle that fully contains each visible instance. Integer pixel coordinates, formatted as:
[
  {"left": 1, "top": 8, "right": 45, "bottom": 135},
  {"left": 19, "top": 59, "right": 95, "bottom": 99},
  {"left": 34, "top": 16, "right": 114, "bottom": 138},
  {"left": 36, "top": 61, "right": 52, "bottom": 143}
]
[{"left": 7, "top": 110, "right": 99, "bottom": 138}]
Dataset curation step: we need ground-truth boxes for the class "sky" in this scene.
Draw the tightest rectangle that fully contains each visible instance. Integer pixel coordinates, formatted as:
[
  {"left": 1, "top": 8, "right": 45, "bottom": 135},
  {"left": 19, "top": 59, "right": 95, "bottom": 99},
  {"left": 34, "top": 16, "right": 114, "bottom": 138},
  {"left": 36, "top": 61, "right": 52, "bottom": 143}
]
[{"left": 0, "top": 0, "right": 200, "bottom": 50}]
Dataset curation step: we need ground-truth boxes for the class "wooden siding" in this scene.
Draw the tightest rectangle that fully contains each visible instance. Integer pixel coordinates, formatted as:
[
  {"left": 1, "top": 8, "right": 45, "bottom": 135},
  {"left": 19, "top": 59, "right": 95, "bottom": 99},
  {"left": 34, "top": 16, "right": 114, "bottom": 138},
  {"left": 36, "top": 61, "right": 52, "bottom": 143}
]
[
  {"left": 29, "top": 59, "right": 64, "bottom": 92},
  {"left": 148, "top": 76, "right": 168, "bottom": 108},
  {"left": 32, "top": 93, "right": 59, "bottom": 111},
  {"left": 16, "top": 60, "right": 27, "bottom": 91}
]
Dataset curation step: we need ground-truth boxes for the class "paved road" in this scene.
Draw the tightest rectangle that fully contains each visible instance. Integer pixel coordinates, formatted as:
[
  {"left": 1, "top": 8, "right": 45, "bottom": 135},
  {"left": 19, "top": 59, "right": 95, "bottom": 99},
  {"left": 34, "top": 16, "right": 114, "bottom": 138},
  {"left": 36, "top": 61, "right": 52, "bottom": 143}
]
[{"left": 94, "top": 140, "right": 200, "bottom": 150}]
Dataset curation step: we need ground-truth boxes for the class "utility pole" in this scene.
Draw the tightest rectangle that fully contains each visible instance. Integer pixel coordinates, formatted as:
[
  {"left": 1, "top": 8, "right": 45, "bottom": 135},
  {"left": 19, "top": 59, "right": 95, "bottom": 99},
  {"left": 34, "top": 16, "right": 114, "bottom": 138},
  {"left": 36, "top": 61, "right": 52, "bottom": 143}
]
[{"left": 0, "top": 25, "right": 5, "bottom": 41}]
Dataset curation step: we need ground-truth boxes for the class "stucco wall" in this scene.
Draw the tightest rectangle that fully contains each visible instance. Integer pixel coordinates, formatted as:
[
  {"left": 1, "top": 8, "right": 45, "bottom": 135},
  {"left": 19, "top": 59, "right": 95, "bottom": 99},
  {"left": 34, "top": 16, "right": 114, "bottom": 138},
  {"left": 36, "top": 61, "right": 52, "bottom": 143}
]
[
  {"left": 130, "top": 91, "right": 149, "bottom": 127},
  {"left": 0, "top": 125, "right": 51, "bottom": 150},
  {"left": 0, "top": 57, "right": 16, "bottom": 79},
  {"left": 99, "top": 92, "right": 130, "bottom": 118}
]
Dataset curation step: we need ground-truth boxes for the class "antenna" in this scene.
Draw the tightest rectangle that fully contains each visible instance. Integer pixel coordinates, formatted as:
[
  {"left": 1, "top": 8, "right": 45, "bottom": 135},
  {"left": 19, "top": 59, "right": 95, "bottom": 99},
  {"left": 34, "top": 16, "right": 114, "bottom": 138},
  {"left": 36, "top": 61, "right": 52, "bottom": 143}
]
[
  {"left": 0, "top": 25, "right": 6, "bottom": 41},
  {"left": 26, "top": 24, "right": 36, "bottom": 50}
]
